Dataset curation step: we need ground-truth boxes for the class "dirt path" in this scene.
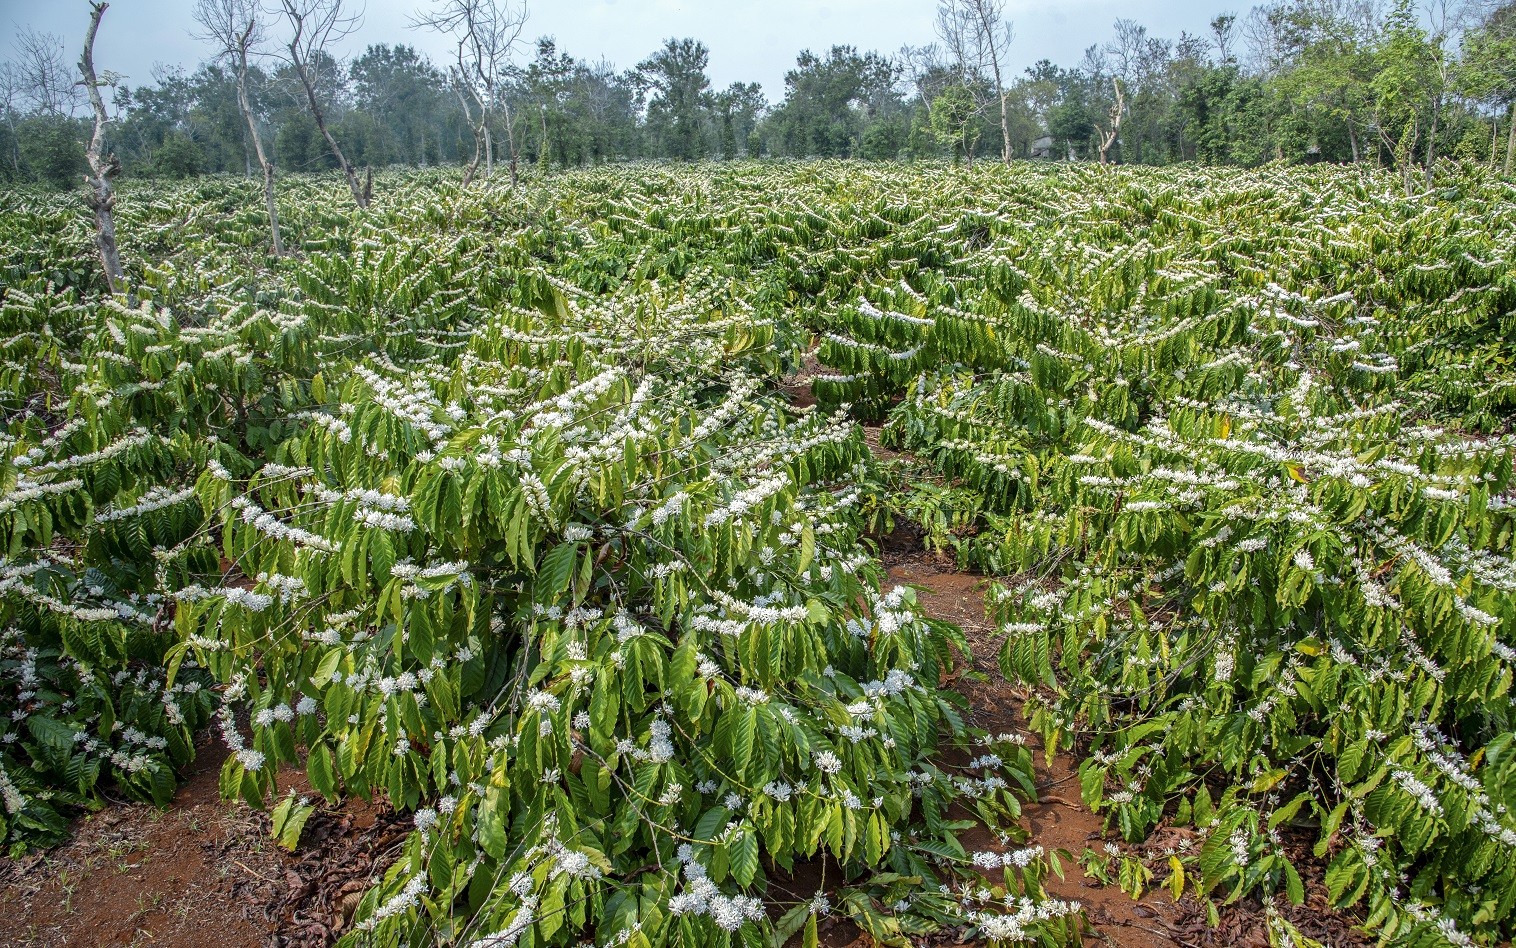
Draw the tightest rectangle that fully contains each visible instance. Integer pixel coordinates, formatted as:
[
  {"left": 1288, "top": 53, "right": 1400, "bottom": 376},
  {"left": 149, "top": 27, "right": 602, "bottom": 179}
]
[
  {"left": 0, "top": 736, "right": 406, "bottom": 948},
  {"left": 882, "top": 544, "right": 1180, "bottom": 948},
  {"left": 863, "top": 406, "right": 1371, "bottom": 948}
]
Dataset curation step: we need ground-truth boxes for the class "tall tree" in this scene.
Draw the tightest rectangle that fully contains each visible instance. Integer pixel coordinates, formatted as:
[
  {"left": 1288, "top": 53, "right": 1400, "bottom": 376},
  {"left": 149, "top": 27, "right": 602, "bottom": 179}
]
[
  {"left": 1095, "top": 78, "right": 1125, "bottom": 164},
  {"left": 413, "top": 0, "right": 527, "bottom": 186},
  {"left": 935, "top": 0, "right": 1015, "bottom": 162},
  {"left": 1459, "top": 2, "right": 1516, "bottom": 173},
  {"left": 194, "top": 0, "right": 284, "bottom": 254},
  {"left": 636, "top": 38, "right": 712, "bottom": 160},
  {"left": 1274, "top": 3, "right": 1377, "bottom": 162},
  {"left": 16, "top": 26, "right": 85, "bottom": 117},
  {"left": 78, "top": 2, "right": 126, "bottom": 295},
  {"left": 349, "top": 44, "right": 448, "bottom": 165},
  {"left": 1035, "top": 55, "right": 1100, "bottom": 159},
  {"left": 766, "top": 46, "right": 898, "bottom": 157},
  {"left": 188, "top": 64, "right": 256, "bottom": 173},
  {"left": 713, "top": 82, "right": 766, "bottom": 158},
  {"left": 276, "top": 0, "right": 370, "bottom": 207},
  {"left": 0, "top": 62, "right": 24, "bottom": 178},
  {"left": 115, "top": 66, "right": 206, "bottom": 177},
  {"left": 1212, "top": 12, "right": 1240, "bottom": 64},
  {"left": 929, "top": 81, "right": 982, "bottom": 163},
  {"left": 520, "top": 38, "right": 576, "bottom": 167},
  {"left": 1373, "top": 0, "right": 1443, "bottom": 193},
  {"left": 573, "top": 58, "right": 640, "bottom": 162}
]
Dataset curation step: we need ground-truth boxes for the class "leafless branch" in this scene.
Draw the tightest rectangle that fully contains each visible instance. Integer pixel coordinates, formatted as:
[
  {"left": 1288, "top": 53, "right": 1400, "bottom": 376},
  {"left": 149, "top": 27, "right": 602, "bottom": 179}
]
[
  {"left": 411, "top": 0, "right": 528, "bottom": 185},
  {"left": 14, "top": 26, "right": 85, "bottom": 117},
  {"left": 274, "top": 0, "right": 372, "bottom": 206},
  {"left": 193, "top": 0, "right": 285, "bottom": 253},
  {"left": 935, "top": 0, "right": 1015, "bottom": 162},
  {"left": 78, "top": 2, "right": 126, "bottom": 294}
]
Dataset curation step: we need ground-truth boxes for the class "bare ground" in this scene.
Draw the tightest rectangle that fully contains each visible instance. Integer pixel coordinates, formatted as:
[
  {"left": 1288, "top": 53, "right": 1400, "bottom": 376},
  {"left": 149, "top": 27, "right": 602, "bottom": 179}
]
[
  {"left": 881, "top": 540, "right": 1180, "bottom": 948},
  {"left": 0, "top": 737, "right": 407, "bottom": 948}
]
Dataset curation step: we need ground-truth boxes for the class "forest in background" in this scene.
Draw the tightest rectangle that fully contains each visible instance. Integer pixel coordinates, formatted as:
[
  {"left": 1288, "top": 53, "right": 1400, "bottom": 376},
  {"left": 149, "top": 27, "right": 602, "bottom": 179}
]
[{"left": 0, "top": 0, "right": 1512, "bottom": 190}]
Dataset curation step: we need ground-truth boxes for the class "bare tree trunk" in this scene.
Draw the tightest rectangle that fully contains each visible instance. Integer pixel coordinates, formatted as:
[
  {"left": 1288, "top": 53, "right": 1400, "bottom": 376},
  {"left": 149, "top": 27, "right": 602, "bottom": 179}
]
[
  {"left": 1395, "top": 128, "right": 1417, "bottom": 197},
  {"left": 1423, "top": 93, "right": 1442, "bottom": 191},
  {"left": 966, "top": 0, "right": 1010, "bottom": 163},
  {"left": 1348, "top": 122, "right": 1360, "bottom": 164},
  {"left": 1095, "top": 79, "right": 1124, "bottom": 166},
  {"left": 417, "top": 1, "right": 527, "bottom": 185},
  {"left": 279, "top": 1, "right": 369, "bottom": 208},
  {"left": 997, "top": 91, "right": 1011, "bottom": 164},
  {"left": 454, "top": 81, "right": 484, "bottom": 187},
  {"left": 538, "top": 105, "right": 549, "bottom": 170},
  {"left": 234, "top": 33, "right": 283, "bottom": 255},
  {"left": 79, "top": 2, "right": 124, "bottom": 295},
  {"left": 290, "top": 52, "right": 368, "bottom": 207},
  {"left": 969, "top": 1, "right": 1011, "bottom": 164},
  {"left": 501, "top": 101, "right": 518, "bottom": 186},
  {"left": 1506, "top": 102, "right": 1515, "bottom": 176}
]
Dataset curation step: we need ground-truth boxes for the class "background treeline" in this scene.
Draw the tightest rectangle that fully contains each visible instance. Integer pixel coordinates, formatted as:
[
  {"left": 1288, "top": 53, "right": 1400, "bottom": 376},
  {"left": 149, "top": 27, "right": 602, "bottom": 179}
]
[{"left": 1, "top": 0, "right": 1513, "bottom": 189}]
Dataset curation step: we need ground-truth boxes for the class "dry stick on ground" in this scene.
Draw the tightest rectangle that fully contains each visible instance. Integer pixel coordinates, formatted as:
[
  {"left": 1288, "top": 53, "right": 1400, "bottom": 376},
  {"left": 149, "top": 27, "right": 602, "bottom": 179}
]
[
  {"left": 277, "top": 0, "right": 371, "bottom": 208},
  {"left": 78, "top": 2, "right": 125, "bottom": 295},
  {"left": 192, "top": 0, "right": 284, "bottom": 255}
]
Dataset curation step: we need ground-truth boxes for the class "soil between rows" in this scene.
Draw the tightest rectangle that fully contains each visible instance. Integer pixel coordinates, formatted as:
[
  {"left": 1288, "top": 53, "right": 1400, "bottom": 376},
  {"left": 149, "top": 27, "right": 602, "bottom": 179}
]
[{"left": 0, "top": 737, "right": 408, "bottom": 948}]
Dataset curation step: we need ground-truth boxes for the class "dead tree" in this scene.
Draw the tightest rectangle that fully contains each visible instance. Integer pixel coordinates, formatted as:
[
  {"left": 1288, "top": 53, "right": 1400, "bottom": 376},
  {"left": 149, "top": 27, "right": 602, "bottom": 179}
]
[
  {"left": 413, "top": 0, "right": 527, "bottom": 187},
  {"left": 78, "top": 2, "right": 125, "bottom": 294},
  {"left": 970, "top": 0, "right": 1014, "bottom": 164},
  {"left": 935, "top": 0, "right": 1015, "bottom": 164},
  {"left": 17, "top": 26, "right": 85, "bottom": 118},
  {"left": 276, "top": 0, "right": 370, "bottom": 208},
  {"left": 1507, "top": 101, "right": 1515, "bottom": 176},
  {"left": 193, "top": 0, "right": 283, "bottom": 254},
  {"left": 451, "top": 69, "right": 486, "bottom": 187},
  {"left": 0, "top": 64, "right": 24, "bottom": 177},
  {"left": 7, "top": 30, "right": 83, "bottom": 179},
  {"left": 1095, "top": 78, "right": 1125, "bottom": 165}
]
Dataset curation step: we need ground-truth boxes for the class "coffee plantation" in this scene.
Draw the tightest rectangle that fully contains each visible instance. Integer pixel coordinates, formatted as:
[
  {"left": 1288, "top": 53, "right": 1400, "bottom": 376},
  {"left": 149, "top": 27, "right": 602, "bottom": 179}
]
[{"left": 0, "top": 162, "right": 1512, "bottom": 947}]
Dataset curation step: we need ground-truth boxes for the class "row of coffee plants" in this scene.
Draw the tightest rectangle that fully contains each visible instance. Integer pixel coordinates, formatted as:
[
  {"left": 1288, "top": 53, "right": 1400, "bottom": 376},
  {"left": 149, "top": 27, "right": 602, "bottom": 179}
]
[
  {"left": 814, "top": 163, "right": 1515, "bottom": 944},
  {"left": 0, "top": 167, "right": 1098, "bottom": 946}
]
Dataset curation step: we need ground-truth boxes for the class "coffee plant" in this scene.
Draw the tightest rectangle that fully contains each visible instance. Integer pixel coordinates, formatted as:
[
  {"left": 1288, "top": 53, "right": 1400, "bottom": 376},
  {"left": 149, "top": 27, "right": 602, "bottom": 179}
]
[
  {"left": 816, "top": 163, "right": 1516, "bottom": 945},
  {"left": 0, "top": 167, "right": 1100, "bottom": 946},
  {"left": 2, "top": 160, "right": 1511, "bottom": 945}
]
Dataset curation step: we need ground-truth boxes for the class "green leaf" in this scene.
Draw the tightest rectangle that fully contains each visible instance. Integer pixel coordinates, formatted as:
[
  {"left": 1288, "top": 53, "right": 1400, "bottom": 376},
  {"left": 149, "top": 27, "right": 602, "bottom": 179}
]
[
  {"left": 271, "top": 796, "right": 315, "bottom": 851},
  {"left": 307, "top": 743, "right": 336, "bottom": 800},
  {"left": 730, "top": 829, "right": 759, "bottom": 886},
  {"left": 1284, "top": 860, "right": 1305, "bottom": 905},
  {"left": 540, "top": 541, "right": 577, "bottom": 600}
]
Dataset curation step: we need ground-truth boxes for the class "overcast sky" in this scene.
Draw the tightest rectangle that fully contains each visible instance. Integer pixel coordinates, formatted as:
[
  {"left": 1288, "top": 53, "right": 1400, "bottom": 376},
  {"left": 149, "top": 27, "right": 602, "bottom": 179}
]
[{"left": 0, "top": 0, "right": 1232, "bottom": 101}]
